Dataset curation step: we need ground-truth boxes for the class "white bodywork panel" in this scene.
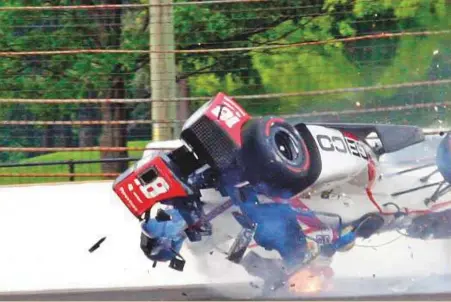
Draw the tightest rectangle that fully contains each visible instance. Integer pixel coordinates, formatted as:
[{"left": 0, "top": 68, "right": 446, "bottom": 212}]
[
  {"left": 142, "top": 139, "right": 184, "bottom": 159},
  {"left": 297, "top": 125, "right": 380, "bottom": 223},
  {"left": 305, "top": 125, "right": 373, "bottom": 189}
]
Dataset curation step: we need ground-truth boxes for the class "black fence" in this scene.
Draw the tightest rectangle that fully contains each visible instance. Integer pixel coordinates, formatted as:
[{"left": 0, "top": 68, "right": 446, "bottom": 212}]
[{"left": 0, "top": 157, "right": 140, "bottom": 182}]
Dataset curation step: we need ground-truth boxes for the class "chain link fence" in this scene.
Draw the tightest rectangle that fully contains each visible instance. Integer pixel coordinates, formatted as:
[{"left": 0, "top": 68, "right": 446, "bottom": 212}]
[{"left": 0, "top": 0, "right": 450, "bottom": 184}]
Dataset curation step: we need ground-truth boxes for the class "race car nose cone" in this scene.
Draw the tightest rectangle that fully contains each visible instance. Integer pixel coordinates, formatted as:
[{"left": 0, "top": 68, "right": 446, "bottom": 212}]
[{"left": 437, "top": 132, "right": 451, "bottom": 183}]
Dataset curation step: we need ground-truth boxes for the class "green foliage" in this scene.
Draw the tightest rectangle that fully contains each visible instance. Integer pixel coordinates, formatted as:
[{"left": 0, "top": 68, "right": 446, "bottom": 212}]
[
  {"left": 1, "top": 0, "right": 451, "bottom": 171},
  {"left": 0, "top": 140, "right": 147, "bottom": 185},
  {"left": 0, "top": 0, "right": 149, "bottom": 164}
]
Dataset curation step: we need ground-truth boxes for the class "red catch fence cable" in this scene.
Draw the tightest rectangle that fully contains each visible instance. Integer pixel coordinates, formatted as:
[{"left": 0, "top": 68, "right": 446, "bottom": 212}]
[
  {"left": 0, "top": 0, "right": 269, "bottom": 11},
  {"left": 0, "top": 78, "right": 450, "bottom": 104},
  {"left": 0, "top": 29, "right": 450, "bottom": 57}
]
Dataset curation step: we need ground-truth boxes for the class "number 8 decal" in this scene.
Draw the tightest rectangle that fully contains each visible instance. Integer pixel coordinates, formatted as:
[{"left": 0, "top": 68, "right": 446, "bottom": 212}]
[{"left": 133, "top": 177, "right": 170, "bottom": 198}]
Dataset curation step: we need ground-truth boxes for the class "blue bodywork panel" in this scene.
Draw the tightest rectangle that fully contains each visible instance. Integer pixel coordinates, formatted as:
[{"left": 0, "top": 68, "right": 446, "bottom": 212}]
[
  {"left": 437, "top": 133, "right": 451, "bottom": 184},
  {"left": 141, "top": 209, "right": 187, "bottom": 262}
]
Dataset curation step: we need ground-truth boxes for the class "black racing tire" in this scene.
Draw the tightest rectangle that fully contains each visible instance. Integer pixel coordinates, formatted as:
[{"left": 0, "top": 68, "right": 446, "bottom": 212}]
[{"left": 239, "top": 117, "right": 314, "bottom": 197}]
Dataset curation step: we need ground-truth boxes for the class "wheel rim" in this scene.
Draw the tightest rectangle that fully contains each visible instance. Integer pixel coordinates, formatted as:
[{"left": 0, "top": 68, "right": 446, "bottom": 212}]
[{"left": 274, "top": 129, "right": 300, "bottom": 163}]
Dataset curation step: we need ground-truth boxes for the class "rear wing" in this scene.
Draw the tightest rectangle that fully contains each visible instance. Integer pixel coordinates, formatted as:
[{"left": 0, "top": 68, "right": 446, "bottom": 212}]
[{"left": 309, "top": 123, "right": 425, "bottom": 154}]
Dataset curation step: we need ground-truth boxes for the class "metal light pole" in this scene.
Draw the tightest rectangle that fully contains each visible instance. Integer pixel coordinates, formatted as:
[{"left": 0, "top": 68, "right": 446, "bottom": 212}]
[{"left": 149, "top": 0, "right": 178, "bottom": 141}]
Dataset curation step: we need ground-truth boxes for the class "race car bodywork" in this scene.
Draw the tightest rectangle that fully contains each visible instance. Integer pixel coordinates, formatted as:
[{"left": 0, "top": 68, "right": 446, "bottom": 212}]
[{"left": 112, "top": 92, "right": 451, "bottom": 290}]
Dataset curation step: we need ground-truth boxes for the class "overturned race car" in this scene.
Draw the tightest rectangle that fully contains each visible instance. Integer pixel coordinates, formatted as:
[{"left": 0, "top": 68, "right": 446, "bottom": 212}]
[{"left": 112, "top": 92, "right": 451, "bottom": 293}]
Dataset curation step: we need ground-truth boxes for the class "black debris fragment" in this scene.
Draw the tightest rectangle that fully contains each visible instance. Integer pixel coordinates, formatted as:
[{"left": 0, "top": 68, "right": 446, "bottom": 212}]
[
  {"left": 89, "top": 236, "right": 107, "bottom": 253},
  {"left": 182, "top": 292, "right": 188, "bottom": 297},
  {"left": 250, "top": 282, "right": 259, "bottom": 289}
]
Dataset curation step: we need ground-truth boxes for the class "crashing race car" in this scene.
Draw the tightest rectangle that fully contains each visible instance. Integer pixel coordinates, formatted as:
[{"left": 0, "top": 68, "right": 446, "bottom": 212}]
[{"left": 112, "top": 92, "right": 451, "bottom": 293}]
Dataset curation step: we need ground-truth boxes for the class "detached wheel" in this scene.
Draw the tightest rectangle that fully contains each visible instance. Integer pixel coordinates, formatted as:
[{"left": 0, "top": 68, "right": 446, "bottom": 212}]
[{"left": 240, "top": 117, "right": 312, "bottom": 197}]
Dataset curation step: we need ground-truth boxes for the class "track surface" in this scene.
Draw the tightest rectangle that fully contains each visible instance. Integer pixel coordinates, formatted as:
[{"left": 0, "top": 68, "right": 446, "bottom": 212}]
[
  {"left": 2, "top": 275, "right": 451, "bottom": 300},
  {"left": 1, "top": 285, "right": 451, "bottom": 301}
]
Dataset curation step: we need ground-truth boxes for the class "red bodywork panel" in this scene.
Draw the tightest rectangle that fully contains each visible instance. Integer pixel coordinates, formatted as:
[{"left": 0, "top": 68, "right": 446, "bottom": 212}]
[
  {"left": 204, "top": 92, "right": 251, "bottom": 146},
  {"left": 113, "top": 156, "right": 189, "bottom": 218}
]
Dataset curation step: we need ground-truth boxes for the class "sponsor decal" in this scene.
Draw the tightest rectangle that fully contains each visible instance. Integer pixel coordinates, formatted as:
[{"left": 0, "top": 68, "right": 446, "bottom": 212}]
[
  {"left": 316, "top": 134, "right": 368, "bottom": 159},
  {"left": 210, "top": 104, "right": 242, "bottom": 128},
  {"left": 119, "top": 186, "right": 138, "bottom": 212}
]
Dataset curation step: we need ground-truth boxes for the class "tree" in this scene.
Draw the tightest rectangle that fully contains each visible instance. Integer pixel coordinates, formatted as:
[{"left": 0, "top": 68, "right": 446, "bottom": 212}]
[
  {"left": 0, "top": 0, "right": 449, "bottom": 165},
  {"left": 0, "top": 0, "right": 148, "bottom": 171}
]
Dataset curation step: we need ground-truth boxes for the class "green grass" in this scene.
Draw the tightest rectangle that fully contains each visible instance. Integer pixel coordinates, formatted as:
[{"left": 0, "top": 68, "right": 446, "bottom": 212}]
[{"left": 0, "top": 141, "right": 148, "bottom": 186}]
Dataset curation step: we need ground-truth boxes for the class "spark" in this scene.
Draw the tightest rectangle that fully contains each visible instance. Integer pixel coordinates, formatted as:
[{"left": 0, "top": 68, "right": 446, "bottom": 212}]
[{"left": 288, "top": 269, "right": 323, "bottom": 294}]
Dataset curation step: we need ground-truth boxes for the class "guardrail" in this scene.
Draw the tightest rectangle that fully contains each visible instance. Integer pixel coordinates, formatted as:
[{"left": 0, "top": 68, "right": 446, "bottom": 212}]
[{"left": 0, "top": 157, "right": 140, "bottom": 182}]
